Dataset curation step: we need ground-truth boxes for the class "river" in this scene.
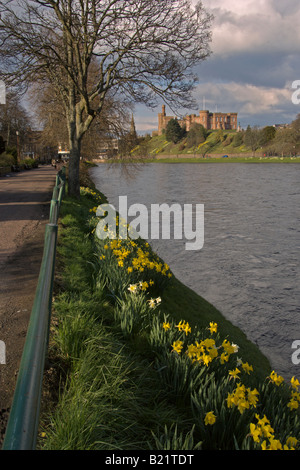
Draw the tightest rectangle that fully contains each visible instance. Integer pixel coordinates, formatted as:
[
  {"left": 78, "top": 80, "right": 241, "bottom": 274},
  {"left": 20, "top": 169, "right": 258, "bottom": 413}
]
[{"left": 90, "top": 162, "right": 300, "bottom": 380}]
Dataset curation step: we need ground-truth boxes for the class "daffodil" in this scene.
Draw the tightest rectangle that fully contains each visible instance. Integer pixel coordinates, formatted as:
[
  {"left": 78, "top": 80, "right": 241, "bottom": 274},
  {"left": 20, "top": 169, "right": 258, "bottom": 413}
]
[
  {"left": 139, "top": 281, "right": 149, "bottom": 291},
  {"left": 172, "top": 340, "right": 184, "bottom": 354},
  {"left": 291, "top": 376, "right": 300, "bottom": 390},
  {"left": 222, "top": 339, "right": 237, "bottom": 356},
  {"left": 285, "top": 437, "right": 298, "bottom": 449},
  {"left": 229, "top": 368, "right": 240, "bottom": 380},
  {"left": 242, "top": 362, "right": 253, "bottom": 375},
  {"left": 250, "top": 423, "right": 261, "bottom": 443},
  {"left": 287, "top": 399, "right": 299, "bottom": 411},
  {"left": 128, "top": 284, "right": 138, "bottom": 294},
  {"left": 204, "top": 354, "right": 214, "bottom": 366},
  {"left": 268, "top": 370, "right": 284, "bottom": 386},
  {"left": 247, "top": 387, "right": 259, "bottom": 407},
  {"left": 268, "top": 438, "right": 283, "bottom": 450},
  {"left": 220, "top": 352, "right": 229, "bottom": 364},
  {"left": 208, "top": 322, "right": 217, "bottom": 334},
  {"left": 176, "top": 320, "right": 191, "bottom": 335},
  {"left": 163, "top": 322, "right": 171, "bottom": 331},
  {"left": 148, "top": 298, "right": 156, "bottom": 308},
  {"left": 204, "top": 411, "right": 216, "bottom": 426}
]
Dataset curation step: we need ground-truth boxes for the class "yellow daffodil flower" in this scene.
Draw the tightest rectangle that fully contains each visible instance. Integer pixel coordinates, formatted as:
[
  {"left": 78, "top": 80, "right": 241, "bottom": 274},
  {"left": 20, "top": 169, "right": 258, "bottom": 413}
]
[
  {"left": 291, "top": 376, "right": 300, "bottom": 390},
  {"left": 242, "top": 362, "right": 253, "bottom": 375},
  {"left": 172, "top": 340, "right": 184, "bottom": 355},
  {"left": 204, "top": 411, "right": 216, "bottom": 426},
  {"left": 208, "top": 322, "right": 218, "bottom": 334},
  {"left": 268, "top": 370, "right": 284, "bottom": 386},
  {"left": 229, "top": 368, "right": 240, "bottom": 379}
]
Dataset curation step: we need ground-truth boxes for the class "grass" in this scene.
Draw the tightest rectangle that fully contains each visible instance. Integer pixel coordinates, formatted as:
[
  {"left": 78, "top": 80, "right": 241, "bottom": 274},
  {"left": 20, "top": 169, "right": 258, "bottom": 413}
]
[
  {"left": 150, "top": 156, "right": 300, "bottom": 163},
  {"left": 38, "top": 164, "right": 300, "bottom": 450},
  {"left": 140, "top": 132, "right": 249, "bottom": 157},
  {"left": 121, "top": 133, "right": 300, "bottom": 163}
]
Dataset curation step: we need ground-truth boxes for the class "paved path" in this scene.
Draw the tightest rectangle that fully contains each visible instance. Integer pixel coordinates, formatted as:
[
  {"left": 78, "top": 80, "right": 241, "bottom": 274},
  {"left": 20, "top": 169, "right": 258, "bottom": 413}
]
[{"left": 0, "top": 165, "right": 57, "bottom": 443}]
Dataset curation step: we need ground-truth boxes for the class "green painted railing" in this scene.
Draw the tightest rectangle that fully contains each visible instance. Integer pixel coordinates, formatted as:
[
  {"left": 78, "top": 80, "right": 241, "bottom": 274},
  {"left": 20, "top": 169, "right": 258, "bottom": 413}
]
[{"left": 2, "top": 167, "right": 66, "bottom": 450}]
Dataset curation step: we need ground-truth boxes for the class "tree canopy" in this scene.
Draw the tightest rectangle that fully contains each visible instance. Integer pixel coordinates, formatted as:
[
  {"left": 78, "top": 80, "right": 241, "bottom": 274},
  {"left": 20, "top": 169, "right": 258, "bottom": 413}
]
[
  {"left": 166, "top": 118, "right": 184, "bottom": 144},
  {"left": 186, "top": 123, "right": 208, "bottom": 147},
  {"left": 0, "top": 0, "right": 213, "bottom": 196}
]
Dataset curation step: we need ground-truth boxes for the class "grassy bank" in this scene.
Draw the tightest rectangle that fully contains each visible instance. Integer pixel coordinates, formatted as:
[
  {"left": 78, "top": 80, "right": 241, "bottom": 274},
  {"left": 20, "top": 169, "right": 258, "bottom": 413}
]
[
  {"left": 38, "top": 164, "right": 300, "bottom": 450},
  {"left": 151, "top": 156, "right": 300, "bottom": 163},
  {"left": 129, "top": 133, "right": 300, "bottom": 162},
  {"left": 106, "top": 155, "right": 300, "bottom": 164}
]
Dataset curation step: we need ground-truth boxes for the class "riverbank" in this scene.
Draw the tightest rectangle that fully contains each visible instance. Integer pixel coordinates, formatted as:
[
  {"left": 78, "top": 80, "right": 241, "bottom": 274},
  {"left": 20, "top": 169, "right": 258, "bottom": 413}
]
[
  {"left": 95, "top": 155, "right": 300, "bottom": 164},
  {"left": 37, "top": 163, "right": 300, "bottom": 450}
]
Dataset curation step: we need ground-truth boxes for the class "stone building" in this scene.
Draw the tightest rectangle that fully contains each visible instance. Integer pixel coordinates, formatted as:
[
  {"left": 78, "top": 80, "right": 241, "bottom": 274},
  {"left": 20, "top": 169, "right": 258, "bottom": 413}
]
[{"left": 157, "top": 105, "right": 238, "bottom": 135}]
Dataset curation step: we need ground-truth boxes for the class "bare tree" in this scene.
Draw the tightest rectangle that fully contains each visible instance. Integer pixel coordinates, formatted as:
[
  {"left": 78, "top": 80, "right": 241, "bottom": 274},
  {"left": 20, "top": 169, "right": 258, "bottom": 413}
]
[
  {"left": 30, "top": 81, "right": 132, "bottom": 159},
  {"left": 0, "top": 91, "right": 32, "bottom": 149},
  {"left": 0, "top": 0, "right": 212, "bottom": 196}
]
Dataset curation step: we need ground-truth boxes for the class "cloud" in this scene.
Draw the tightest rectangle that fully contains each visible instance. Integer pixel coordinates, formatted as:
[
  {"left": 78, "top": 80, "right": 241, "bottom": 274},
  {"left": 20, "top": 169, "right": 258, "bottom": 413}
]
[
  {"left": 192, "top": 81, "right": 294, "bottom": 125},
  {"left": 204, "top": 0, "right": 300, "bottom": 57},
  {"left": 136, "top": 1, "right": 300, "bottom": 131},
  {"left": 198, "top": 81, "right": 290, "bottom": 111}
]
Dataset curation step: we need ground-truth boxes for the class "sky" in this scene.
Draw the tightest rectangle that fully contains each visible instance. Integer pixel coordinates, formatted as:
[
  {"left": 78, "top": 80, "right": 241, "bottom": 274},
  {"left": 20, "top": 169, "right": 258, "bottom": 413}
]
[{"left": 134, "top": 0, "right": 300, "bottom": 134}]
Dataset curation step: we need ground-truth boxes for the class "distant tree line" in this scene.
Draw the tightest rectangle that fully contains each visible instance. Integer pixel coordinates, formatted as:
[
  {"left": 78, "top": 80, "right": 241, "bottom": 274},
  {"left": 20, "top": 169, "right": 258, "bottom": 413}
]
[{"left": 0, "top": 91, "right": 32, "bottom": 161}]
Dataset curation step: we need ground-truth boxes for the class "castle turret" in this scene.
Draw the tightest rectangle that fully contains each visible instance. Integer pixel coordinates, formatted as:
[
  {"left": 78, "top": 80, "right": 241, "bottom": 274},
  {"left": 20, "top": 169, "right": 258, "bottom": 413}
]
[{"left": 199, "top": 110, "right": 209, "bottom": 129}]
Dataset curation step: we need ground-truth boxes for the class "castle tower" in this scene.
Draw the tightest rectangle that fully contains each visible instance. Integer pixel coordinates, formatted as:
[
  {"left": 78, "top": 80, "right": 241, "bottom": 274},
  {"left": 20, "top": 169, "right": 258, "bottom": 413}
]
[
  {"left": 158, "top": 105, "right": 174, "bottom": 135},
  {"left": 158, "top": 105, "right": 166, "bottom": 135},
  {"left": 199, "top": 110, "right": 209, "bottom": 129}
]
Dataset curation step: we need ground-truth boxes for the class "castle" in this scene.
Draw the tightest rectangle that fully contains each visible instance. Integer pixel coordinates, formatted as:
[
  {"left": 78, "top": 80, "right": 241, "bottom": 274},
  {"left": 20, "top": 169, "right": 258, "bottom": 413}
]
[{"left": 157, "top": 105, "right": 238, "bottom": 135}]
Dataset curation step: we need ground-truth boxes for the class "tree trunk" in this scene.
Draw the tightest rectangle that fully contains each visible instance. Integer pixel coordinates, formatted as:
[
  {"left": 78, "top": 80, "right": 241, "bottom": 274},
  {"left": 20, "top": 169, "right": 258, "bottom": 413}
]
[
  {"left": 68, "top": 136, "right": 82, "bottom": 197},
  {"left": 67, "top": 119, "right": 82, "bottom": 198}
]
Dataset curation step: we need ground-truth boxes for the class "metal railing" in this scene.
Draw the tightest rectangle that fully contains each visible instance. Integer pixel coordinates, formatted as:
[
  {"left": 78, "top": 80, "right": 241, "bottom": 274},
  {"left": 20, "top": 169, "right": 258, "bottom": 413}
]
[{"left": 2, "top": 167, "right": 66, "bottom": 450}]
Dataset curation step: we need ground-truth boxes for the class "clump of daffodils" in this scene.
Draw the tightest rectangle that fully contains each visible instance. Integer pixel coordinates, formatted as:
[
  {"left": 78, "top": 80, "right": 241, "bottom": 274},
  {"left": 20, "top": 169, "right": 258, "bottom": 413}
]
[
  {"left": 101, "top": 238, "right": 172, "bottom": 280},
  {"left": 227, "top": 382, "right": 259, "bottom": 415},
  {"left": 80, "top": 186, "right": 103, "bottom": 205},
  {"left": 127, "top": 282, "right": 162, "bottom": 310},
  {"left": 166, "top": 320, "right": 242, "bottom": 370},
  {"left": 249, "top": 414, "right": 299, "bottom": 450},
  {"left": 163, "top": 319, "right": 300, "bottom": 449}
]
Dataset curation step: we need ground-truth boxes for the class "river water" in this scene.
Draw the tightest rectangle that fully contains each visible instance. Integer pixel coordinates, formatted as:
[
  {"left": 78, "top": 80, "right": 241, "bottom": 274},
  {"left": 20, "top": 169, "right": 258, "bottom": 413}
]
[{"left": 90, "top": 162, "right": 300, "bottom": 380}]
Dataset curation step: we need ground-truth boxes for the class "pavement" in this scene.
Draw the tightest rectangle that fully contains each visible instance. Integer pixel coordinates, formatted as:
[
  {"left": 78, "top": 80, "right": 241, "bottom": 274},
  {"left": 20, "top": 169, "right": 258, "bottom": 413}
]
[{"left": 0, "top": 165, "right": 57, "bottom": 444}]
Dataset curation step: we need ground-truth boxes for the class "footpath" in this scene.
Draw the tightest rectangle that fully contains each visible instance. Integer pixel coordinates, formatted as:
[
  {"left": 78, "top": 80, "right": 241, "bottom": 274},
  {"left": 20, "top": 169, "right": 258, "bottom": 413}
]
[{"left": 0, "top": 165, "right": 57, "bottom": 444}]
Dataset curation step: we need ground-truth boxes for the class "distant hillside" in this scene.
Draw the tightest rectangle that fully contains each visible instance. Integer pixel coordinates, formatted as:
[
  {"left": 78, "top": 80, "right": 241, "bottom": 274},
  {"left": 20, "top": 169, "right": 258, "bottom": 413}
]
[
  {"left": 130, "top": 121, "right": 300, "bottom": 159},
  {"left": 132, "top": 130, "right": 254, "bottom": 158}
]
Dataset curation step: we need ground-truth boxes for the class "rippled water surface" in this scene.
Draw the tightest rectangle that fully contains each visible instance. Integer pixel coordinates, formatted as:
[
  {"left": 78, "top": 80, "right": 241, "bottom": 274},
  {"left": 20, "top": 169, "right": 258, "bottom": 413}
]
[{"left": 90, "top": 163, "right": 300, "bottom": 379}]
